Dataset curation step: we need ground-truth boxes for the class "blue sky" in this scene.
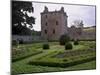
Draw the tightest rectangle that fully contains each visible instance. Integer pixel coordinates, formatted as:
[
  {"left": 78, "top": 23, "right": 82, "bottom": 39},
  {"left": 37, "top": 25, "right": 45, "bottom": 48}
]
[{"left": 30, "top": 2, "right": 96, "bottom": 31}]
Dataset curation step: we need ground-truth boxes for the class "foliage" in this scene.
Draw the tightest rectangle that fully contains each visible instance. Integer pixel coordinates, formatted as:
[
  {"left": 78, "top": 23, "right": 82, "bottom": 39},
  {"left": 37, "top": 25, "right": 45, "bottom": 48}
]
[
  {"left": 12, "top": 51, "right": 42, "bottom": 62},
  {"left": 32, "top": 31, "right": 41, "bottom": 36},
  {"left": 43, "top": 43, "right": 50, "bottom": 49},
  {"left": 59, "top": 34, "right": 70, "bottom": 45},
  {"left": 65, "top": 43, "right": 73, "bottom": 50},
  {"left": 74, "top": 40, "right": 79, "bottom": 45},
  {"left": 55, "top": 49, "right": 95, "bottom": 58},
  {"left": 71, "top": 38, "right": 74, "bottom": 41},
  {"left": 29, "top": 53, "right": 96, "bottom": 68},
  {"left": 12, "top": 41, "right": 96, "bottom": 74},
  {"left": 12, "top": 43, "right": 43, "bottom": 62},
  {"left": 29, "top": 43, "right": 95, "bottom": 67},
  {"left": 12, "top": 1, "right": 35, "bottom": 35},
  {"left": 71, "top": 19, "right": 83, "bottom": 28}
]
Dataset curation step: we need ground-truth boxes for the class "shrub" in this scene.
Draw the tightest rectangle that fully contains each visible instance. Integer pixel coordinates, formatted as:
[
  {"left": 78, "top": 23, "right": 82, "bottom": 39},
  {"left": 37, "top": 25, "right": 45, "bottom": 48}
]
[
  {"left": 12, "top": 51, "right": 43, "bottom": 62},
  {"left": 63, "top": 59, "right": 68, "bottom": 62},
  {"left": 74, "top": 40, "right": 79, "bottom": 45},
  {"left": 65, "top": 43, "right": 73, "bottom": 50},
  {"left": 19, "top": 39, "right": 23, "bottom": 44},
  {"left": 12, "top": 40, "right": 18, "bottom": 46},
  {"left": 59, "top": 34, "right": 70, "bottom": 45},
  {"left": 71, "top": 38, "right": 74, "bottom": 41},
  {"left": 43, "top": 43, "right": 50, "bottom": 49}
]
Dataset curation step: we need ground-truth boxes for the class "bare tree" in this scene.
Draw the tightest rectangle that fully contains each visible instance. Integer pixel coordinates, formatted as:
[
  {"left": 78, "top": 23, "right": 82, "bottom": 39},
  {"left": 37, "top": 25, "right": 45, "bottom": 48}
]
[{"left": 71, "top": 20, "right": 83, "bottom": 28}]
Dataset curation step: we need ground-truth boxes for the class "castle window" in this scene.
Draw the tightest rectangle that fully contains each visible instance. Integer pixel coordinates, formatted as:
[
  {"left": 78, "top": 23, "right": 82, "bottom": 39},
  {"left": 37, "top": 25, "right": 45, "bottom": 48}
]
[
  {"left": 56, "top": 21, "right": 58, "bottom": 25},
  {"left": 44, "top": 30, "right": 47, "bottom": 34},
  {"left": 53, "top": 29, "right": 55, "bottom": 34},
  {"left": 45, "top": 22, "right": 47, "bottom": 26},
  {"left": 45, "top": 15, "right": 47, "bottom": 18}
]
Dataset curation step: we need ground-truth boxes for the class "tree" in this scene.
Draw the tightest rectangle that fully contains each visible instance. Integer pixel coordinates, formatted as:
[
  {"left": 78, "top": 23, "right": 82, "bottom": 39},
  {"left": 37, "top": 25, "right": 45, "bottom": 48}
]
[
  {"left": 12, "top": 1, "right": 35, "bottom": 35},
  {"left": 59, "top": 34, "right": 70, "bottom": 45},
  {"left": 71, "top": 20, "right": 83, "bottom": 28}
]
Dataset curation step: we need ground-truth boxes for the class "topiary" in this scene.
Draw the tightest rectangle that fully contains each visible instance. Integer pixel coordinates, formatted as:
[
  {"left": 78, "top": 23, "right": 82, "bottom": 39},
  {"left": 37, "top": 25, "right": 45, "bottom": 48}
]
[
  {"left": 74, "top": 40, "right": 79, "bottom": 45},
  {"left": 59, "top": 34, "right": 70, "bottom": 45},
  {"left": 65, "top": 43, "right": 73, "bottom": 50},
  {"left": 43, "top": 43, "right": 50, "bottom": 49}
]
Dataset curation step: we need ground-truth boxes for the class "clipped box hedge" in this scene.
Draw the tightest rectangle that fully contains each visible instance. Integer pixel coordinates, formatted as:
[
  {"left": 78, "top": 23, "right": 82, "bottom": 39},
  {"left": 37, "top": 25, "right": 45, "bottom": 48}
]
[
  {"left": 12, "top": 51, "right": 43, "bottom": 62},
  {"left": 28, "top": 53, "right": 96, "bottom": 68}
]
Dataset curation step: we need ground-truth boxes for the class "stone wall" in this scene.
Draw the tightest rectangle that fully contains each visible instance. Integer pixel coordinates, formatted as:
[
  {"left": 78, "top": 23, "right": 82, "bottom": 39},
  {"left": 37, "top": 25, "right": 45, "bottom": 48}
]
[
  {"left": 68, "top": 27, "right": 96, "bottom": 41},
  {"left": 80, "top": 30, "right": 96, "bottom": 40},
  {"left": 12, "top": 35, "right": 43, "bottom": 43}
]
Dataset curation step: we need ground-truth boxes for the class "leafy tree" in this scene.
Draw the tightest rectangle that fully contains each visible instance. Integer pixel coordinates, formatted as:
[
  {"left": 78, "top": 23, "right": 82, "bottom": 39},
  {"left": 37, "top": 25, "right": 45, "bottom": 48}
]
[
  {"left": 59, "top": 34, "right": 70, "bottom": 45},
  {"left": 12, "top": 1, "right": 35, "bottom": 35}
]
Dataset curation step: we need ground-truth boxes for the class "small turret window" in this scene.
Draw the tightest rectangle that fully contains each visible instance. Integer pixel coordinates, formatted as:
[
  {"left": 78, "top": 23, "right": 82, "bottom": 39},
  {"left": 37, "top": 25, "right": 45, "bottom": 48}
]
[
  {"left": 46, "top": 15, "right": 47, "bottom": 18},
  {"left": 56, "top": 21, "right": 58, "bottom": 25}
]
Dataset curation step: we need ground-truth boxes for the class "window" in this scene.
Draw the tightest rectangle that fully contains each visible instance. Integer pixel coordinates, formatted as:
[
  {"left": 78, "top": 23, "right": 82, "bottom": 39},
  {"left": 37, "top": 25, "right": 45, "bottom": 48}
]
[
  {"left": 53, "top": 29, "right": 55, "bottom": 34},
  {"left": 44, "top": 30, "right": 47, "bottom": 34},
  {"left": 56, "top": 21, "right": 58, "bottom": 25},
  {"left": 45, "top": 22, "right": 47, "bottom": 26},
  {"left": 46, "top": 15, "right": 47, "bottom": 18}
]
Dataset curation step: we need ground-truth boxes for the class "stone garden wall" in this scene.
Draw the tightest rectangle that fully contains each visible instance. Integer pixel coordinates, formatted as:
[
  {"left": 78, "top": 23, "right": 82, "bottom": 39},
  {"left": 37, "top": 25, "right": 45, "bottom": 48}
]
[{"left": 12, "top": 35, "right": 43, "bottom": 43}]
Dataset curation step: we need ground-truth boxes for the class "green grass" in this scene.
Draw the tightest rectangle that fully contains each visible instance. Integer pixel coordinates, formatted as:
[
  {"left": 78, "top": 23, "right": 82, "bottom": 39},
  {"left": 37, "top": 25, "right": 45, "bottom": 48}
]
[
  {"left": 83, "top": 27, "right": 95, "bottom": 32},
  {"left": 65, "top": 60, "right": 96, "bottom": 71},
  {"left": 12, "top": 41, "right": 96, "bottom": 74},
  {"left": 12, "top": 43, "right": 43, "bottom": 62},
  {"left": 28, "top": 49, "right": 95, "bottom": 67}
]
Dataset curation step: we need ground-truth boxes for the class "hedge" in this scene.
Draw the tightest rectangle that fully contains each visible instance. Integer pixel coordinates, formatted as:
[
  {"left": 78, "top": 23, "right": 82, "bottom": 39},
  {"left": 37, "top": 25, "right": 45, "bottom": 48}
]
[
  {"left": 28, "top": 54, "right": 96, "bottom": 68},
  {"left": 12, "top": 51, "right": 43, "bottom": 62}
]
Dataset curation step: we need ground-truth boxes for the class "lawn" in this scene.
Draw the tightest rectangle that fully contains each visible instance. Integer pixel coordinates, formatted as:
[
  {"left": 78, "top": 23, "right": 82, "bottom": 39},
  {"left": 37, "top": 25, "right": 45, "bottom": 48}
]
[{"left": 12, "top": 41, "right": 96, "bottom": 75}]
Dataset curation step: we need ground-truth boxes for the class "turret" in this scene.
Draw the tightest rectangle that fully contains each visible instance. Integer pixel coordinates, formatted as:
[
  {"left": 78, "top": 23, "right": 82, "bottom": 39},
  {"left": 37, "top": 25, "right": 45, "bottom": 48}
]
[
  {"left": 43, "top": 6, "right": 48, "bottom": 13},
  {"left": 60, "top": 7, "right": 64, "bottom": 12}
]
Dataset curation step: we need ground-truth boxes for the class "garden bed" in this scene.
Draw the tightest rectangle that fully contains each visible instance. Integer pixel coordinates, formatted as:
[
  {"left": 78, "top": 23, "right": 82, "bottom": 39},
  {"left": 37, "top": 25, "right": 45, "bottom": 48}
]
[
  {"left": 12, "top": 43, "right": 43, "bottom": 62},
  {"left": 12, "top": 41, "right": 96, "bottom": 74},
  {"left": 28, "top": 48, "right": 96, "bottom": 67},
  {"left": 28, "top": 52, "right": 96, "bottom": 67}
]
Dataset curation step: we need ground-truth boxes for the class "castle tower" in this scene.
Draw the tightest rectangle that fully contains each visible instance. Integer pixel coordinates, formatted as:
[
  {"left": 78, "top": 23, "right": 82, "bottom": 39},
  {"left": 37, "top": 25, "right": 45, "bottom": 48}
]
[{"left": 41, "top": 6, "right": 68, "bottom": 40}]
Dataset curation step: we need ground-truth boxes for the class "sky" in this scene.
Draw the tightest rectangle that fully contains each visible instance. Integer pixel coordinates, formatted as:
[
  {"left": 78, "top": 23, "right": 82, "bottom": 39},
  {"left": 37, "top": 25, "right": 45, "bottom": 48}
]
[{"left": 30, "top": 2, "right": 96, "bottom": 31}]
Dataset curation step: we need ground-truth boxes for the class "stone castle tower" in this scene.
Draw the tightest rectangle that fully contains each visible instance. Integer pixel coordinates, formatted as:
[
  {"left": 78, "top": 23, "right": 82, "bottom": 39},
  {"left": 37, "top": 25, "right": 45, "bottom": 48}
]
[{"left": 41, "top": 6, "right": 68, "bottom": 40}]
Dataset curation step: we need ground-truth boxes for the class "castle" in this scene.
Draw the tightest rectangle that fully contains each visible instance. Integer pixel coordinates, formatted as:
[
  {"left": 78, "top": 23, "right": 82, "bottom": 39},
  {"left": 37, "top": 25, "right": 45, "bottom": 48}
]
[
  {"left": 41, "top": 6, "right": 96, "bottom": 41},
  {"left": 12, "top": 6, "right": 95, "bottom": 43},
  {"left": 41, "top": 6, "right": 68, "bottom": 40}
]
